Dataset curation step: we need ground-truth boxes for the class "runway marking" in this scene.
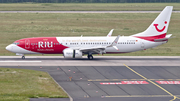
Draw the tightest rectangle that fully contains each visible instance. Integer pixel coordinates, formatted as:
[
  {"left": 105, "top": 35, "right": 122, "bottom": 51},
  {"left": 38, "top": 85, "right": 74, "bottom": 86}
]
[
  {"left": 0, "top": 61, "right": 42, "bottom": 62},
  {"left": 88, "top": 79, "right": 180, "bottom": 81},
  {"left": 123, "top": 64, "right": 180, "bottom": 101},
  {"left": 105, "top": 95, "right": 180, "bottom": 98},
  {"left": 100, "top": 81, "right": 149, "bottom": 85},
  {"left": 156, "top": 81, "right": 180, "bottom": 84}
]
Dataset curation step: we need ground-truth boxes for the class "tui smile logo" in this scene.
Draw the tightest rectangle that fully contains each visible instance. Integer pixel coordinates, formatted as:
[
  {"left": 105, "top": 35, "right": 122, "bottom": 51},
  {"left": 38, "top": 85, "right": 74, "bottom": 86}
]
[{"left": 153, "top": 21, "right": 167, "bottom": 32}]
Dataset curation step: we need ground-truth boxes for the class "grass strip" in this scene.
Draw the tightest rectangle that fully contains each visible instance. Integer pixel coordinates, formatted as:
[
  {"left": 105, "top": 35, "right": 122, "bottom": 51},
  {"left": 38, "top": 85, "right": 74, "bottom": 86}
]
[
  {"left": 0, "top": 3, "right": 180, "bottom": 11},
  {"left": 0, "top": 68, "right": 68, "bottom": 101}
]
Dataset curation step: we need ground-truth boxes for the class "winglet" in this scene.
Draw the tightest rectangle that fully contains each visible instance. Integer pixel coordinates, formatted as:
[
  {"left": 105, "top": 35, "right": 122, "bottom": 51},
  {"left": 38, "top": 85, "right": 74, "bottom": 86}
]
[
  {"left": 113, "top": 46, "right": 119, "bottom": 51},
  {"left": 111, "top": 35, "right": 120, "bottom": 46},
  {"left": 107, "top": 35, "right": 120, "bottom": 50},
  {"left": 107, "top": 29, "right": 114, "bottom": 37}
]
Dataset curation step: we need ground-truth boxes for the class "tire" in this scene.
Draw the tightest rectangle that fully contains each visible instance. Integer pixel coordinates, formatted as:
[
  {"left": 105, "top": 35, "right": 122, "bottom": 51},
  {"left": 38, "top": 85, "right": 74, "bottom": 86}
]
[
  {"left": 88, "top": 55, "right": 93, "bottom": 60},
  {"left": 22, "top": 56, "right": 25, "bottom": 59}
]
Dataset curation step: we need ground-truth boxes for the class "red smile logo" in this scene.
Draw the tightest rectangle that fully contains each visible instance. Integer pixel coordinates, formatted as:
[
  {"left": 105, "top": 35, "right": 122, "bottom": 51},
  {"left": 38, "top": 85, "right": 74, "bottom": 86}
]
[{"left": 154, "top": 21, "right": 167, "bottom": 32}]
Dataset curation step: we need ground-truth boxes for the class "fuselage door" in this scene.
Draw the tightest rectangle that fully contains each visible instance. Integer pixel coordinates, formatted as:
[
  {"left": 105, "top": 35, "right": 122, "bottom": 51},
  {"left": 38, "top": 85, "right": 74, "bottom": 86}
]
[
  {"left": 25, "top": 39, "right": 30, "bottom": 49},
  {"left": 141, "top": 40, "right": 145, "bottom": 48}
]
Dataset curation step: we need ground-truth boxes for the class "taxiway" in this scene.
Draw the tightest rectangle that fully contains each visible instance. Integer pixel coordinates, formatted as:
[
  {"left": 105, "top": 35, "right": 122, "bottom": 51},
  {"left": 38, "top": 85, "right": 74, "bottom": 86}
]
[
  {"left": 0, "top": 56, "right": 179, "bottom": 66},
  {"left": 0, "top": 56, "right": 180, "bottom": 101}
]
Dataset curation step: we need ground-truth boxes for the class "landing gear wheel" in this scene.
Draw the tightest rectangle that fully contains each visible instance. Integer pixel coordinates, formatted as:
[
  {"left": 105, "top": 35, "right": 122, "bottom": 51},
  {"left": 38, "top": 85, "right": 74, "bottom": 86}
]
[
  {"left": 88, "top": 55, "right": 93, "bottom": 60},
  {"left": 22, "top": 56, "right": 25, "bottom": 59}
]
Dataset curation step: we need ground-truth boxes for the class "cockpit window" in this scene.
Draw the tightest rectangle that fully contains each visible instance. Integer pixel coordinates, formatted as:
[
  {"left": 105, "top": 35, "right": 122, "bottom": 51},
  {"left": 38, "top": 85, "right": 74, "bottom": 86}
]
[{"left": 13, "top": 42, "right": 19, "bottom": 45}]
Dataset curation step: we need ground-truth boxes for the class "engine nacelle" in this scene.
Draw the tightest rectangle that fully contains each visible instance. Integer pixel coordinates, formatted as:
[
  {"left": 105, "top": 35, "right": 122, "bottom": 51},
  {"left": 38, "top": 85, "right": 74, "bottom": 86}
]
[{"left": 63, "top": 49, "right": 82, "bottom": 58}]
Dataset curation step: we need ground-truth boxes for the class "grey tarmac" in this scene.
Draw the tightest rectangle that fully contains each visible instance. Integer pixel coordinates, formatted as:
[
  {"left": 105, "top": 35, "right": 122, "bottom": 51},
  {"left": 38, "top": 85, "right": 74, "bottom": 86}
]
[
  {"left": 1, "top": 56, "right": 180, "bottom": 101},
  {"left": 0, "top": 56, "right": 179, "bottom": 66}
]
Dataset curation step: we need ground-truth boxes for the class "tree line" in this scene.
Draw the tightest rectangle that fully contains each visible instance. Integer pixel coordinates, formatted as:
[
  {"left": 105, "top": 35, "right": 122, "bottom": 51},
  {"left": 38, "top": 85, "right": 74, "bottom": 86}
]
[{"left": 0, "top": 0, "right": 179, "bottom": 3}]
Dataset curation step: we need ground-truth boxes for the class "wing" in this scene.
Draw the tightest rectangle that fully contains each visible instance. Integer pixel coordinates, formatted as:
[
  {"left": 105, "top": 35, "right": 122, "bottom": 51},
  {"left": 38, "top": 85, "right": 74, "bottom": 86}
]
[
  {"left": 79, "top": 46, "right": 106, "bottom": 54},
  {"left": 79, "top": 35, "right": 120, "bottom": 54}
]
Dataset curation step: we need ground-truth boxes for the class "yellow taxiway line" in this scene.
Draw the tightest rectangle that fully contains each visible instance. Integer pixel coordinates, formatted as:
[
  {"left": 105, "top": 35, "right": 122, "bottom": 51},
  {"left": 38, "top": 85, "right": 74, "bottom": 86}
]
[{"left": 123, "top": 64, "right": 180, "bottom": 101}]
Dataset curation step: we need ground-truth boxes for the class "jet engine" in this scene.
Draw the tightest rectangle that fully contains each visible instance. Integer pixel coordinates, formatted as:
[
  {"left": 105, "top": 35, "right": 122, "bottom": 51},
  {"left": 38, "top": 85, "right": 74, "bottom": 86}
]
[{"left": 63, "top": 49, "right": 82, "bottom": 58}]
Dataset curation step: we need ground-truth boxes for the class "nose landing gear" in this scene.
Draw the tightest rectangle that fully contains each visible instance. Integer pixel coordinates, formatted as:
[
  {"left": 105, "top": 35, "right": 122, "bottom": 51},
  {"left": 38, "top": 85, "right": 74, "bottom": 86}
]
[{"left": 22, "top": 56, "right": 25, "bottom": 59}]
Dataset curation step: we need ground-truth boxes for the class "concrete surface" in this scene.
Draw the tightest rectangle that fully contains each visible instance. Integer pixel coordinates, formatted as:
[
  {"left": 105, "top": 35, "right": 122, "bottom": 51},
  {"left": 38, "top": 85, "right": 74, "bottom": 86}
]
[
  {"left": 1, "top": 56, "right": 180, "bottom": 101},
  {"left": 0, "top": 56, "right": 179, "bottom": 66}
]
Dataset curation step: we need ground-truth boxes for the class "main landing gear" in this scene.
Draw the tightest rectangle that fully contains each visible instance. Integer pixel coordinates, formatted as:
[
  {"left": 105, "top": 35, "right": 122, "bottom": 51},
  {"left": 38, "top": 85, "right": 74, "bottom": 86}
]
[
  {"left": 22, "top": 56, "right": 25, "bottom": 59},
  {"left": 87, "top": 55, "right": 93, "bottom": 60}
]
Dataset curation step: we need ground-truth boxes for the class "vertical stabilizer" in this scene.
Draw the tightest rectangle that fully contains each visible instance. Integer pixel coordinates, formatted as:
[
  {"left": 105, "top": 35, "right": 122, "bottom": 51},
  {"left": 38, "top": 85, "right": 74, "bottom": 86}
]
[{"left": 133, "top": 6, "right": 173, "bottom": 37}]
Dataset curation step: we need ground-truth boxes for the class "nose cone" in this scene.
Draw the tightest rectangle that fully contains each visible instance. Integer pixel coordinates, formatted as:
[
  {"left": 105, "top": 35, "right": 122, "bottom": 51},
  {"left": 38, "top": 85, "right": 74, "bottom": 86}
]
[{"left": 6, "top": 44, "right": 13, "bottom": 52}]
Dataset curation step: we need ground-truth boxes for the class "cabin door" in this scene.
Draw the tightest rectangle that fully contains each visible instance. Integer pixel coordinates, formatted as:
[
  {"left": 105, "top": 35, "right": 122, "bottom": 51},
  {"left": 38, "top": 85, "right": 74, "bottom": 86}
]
[
  {"left": 141, "top": 41, "right": 145, "bottom": 48},
  {"left": 25, "top": 39, "right": 30, "bottom": 49}
]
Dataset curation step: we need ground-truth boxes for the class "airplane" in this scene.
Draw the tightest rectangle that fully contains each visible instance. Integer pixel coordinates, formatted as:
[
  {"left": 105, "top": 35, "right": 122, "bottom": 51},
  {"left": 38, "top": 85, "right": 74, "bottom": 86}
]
[{"left": 6, "top": 6, "right": 173, "bottom": 60}]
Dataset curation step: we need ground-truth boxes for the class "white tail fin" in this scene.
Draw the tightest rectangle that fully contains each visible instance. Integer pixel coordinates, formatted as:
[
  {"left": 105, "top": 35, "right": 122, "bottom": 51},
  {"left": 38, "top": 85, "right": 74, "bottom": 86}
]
[{"left": 133, "top": 6, "right": 173, "bottom": 37}]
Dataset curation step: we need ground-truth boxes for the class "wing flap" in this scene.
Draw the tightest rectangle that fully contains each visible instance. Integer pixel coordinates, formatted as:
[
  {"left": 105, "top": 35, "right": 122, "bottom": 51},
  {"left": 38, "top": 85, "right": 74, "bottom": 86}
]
[
  {"left": 79, "top": 46, "right": 106, "bottom": 51},
  {"left": 80, "top": 46, "right": 106, "bottom": 54}
]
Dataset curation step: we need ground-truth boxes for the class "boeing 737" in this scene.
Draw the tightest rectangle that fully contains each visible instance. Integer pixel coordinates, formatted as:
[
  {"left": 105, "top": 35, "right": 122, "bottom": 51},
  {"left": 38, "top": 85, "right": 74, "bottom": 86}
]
[{"left": 6, "top": 6, "right": 173, "bottom": 60}]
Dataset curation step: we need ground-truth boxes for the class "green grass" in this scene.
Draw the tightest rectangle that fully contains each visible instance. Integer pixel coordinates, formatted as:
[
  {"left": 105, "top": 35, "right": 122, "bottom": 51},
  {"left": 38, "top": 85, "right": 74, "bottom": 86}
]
[
  {"left": 0, "top": 13, "right": 180, "bottom": 56},
  {"left": 0, "top": 3, "right": 180, "bottom": 11},
  {"left": 0, "top": 68, "right": 68, "bottom": 101}
]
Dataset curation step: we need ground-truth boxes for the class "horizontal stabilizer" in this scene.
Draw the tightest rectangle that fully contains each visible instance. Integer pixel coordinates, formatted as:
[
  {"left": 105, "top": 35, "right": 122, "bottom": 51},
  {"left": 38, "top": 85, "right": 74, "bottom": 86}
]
[{"left": 154, "top": 34, "right": 172, "bottom": 42}]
